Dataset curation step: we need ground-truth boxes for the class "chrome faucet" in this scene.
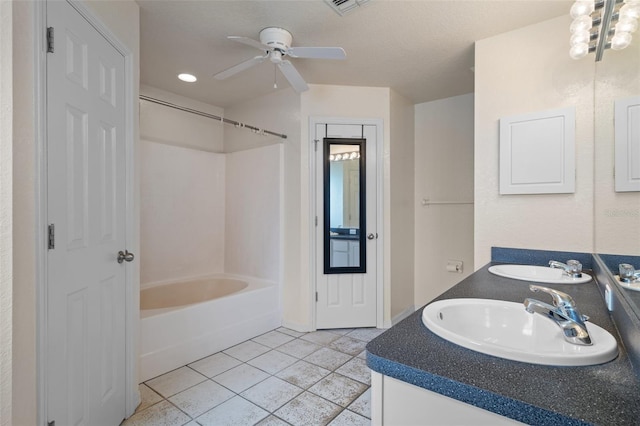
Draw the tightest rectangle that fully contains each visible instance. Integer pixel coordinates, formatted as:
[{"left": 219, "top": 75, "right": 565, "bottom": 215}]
[
  {"left": 619, "top": 264, "right": 640, "bottom": 283},
  {"left": 549, "top": 259, "right": 583, "bottom": 278},
  {"left": 524, "top": 285, "right": 592, "bottom": 346}
]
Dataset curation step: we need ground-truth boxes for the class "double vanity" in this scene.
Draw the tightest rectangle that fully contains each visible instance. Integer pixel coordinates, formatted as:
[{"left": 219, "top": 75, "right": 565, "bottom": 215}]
[{"left": 366, "top": 248, "right": 640, "bottom": 425}]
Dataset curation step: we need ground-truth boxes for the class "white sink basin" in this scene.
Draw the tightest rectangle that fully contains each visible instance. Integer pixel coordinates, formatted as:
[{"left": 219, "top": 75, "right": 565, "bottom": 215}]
[
  {"left": 488, "top": 264, "right": 592, "bottom": 284},
  {"left": 422, "top": 298, "right": 618, "bottom": 366}
]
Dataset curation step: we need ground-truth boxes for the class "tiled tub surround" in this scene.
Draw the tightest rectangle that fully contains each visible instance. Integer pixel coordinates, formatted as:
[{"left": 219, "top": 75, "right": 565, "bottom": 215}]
[
  {"left": 367, "top": 250, "right": 640, "bottom": 425},
  {"left": 126, "top": 327, "right": 384, "bottom": 426}
]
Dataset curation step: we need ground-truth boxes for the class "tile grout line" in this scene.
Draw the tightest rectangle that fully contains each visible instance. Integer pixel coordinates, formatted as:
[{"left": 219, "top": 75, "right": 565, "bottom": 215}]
[{"left": 133, "top": 328, "right": 378, "bottom": 425}]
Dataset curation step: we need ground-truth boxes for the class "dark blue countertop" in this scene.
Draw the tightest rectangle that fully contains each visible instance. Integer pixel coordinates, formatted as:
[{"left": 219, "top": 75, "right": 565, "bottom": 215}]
[{"left": 366, "top": 264, "right": 640, "bottom": 425}]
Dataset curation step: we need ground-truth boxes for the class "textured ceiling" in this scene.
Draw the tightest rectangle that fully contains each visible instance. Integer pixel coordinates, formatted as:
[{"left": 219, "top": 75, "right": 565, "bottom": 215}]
[{"left": 139, "top": 0, "right": 572, "bottom": 107}]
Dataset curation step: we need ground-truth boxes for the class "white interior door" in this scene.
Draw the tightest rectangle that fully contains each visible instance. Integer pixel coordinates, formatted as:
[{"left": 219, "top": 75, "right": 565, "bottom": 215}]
[
  {"left": 315, "top": 123, "right": 378, "bottom": 329},
  {"left": 46, "top": 1, "right": 128, "bottom": 424}
]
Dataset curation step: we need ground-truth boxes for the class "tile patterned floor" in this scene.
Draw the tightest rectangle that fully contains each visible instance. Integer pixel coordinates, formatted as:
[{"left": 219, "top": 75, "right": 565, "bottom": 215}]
[{"left": 123, "top": 327, "right": 384, "bottom": 426}]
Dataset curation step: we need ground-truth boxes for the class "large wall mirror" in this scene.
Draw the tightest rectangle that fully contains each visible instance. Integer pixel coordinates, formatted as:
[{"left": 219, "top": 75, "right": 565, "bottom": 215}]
[
  {"left": 594, "top": 46, "right": 640, "bottom": 313},
  {"left": 323, "top": 138, "right": 366, "bottom": 274}
]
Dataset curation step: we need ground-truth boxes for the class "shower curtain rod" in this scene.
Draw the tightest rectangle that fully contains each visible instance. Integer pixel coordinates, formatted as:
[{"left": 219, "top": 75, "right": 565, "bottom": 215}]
[{"left": 139, "top": 95, "right": 287, "bottom": 140}]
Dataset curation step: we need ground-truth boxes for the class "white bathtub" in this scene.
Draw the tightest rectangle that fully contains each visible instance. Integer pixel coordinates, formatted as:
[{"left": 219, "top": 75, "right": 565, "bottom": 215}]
[{"left": 139, "top": 274, "right": 280, "bottom": 382}]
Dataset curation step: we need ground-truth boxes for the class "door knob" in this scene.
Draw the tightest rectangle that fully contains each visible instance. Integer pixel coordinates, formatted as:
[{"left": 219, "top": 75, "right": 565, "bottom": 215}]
[
  {"left": 117, "top": 250, "right": 135, "bottom": 263},
  {"left": 367, "top": 233, "right": 377, "bottom": 240}
]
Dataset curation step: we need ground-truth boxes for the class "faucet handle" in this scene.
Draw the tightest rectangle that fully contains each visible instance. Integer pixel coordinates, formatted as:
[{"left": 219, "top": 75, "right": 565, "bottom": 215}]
[
  {"left": 566, "top": 260, "right": 582, "bottom": 274},
  {"left": 619, "top": 263, "right": 638, "bottom": 282},
  {"left": 529, "top": 285, "right": 576, "bottom": 309}
]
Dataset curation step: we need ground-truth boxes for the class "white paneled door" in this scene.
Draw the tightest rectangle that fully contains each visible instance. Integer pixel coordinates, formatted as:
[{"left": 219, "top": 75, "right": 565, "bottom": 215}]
[
  {"left": 315, "top": 123, "right": 379, "bottom": 329},
  {"left": 46, "top": 1, "right": 128, "bottom": 425}
]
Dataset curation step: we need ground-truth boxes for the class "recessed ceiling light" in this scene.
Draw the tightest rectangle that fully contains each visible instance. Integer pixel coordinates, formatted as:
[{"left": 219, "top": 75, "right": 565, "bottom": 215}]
[{"left": 178, "top": 73, "right": 197, "bottom": 83}]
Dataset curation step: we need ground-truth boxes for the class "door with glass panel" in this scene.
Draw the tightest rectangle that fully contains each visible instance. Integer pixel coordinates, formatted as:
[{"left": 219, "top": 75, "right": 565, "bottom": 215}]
[{"left": 315, "top": 123, "right": 378, "bottom": 328}]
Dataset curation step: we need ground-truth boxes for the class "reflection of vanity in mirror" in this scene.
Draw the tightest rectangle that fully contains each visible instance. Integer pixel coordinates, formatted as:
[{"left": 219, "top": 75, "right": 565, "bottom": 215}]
[
  {"left": 594, "top": 40, "right": 640, "bottom": 315},
  {"left": 324, "top": 139, "right": 366, "bottom": 272}
]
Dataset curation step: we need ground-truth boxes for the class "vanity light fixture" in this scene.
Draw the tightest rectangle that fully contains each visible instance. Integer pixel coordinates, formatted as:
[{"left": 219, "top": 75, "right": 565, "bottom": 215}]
[
  {"left": 329, "top": 151, "right": 360, "bottom": 162},
  {"left": 569, "top": 0, "right": 640, "bottom": 61},
  {"left": 177, "top": 73, "right": 197, "bottom": 82}
]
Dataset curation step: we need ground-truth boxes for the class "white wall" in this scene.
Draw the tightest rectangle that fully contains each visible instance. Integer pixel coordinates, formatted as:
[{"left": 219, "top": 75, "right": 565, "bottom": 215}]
[
  {"left": 224, "top": 88, "right": 301, "bottom": 327},
  {"left": 474, "top": 16, "right": 595, "bottom": 268},
  {"left": 594, "top": 46, "right": 640, "bottom": 255},
  {"left": 0, "top": 2, "right": 14, "bottom": 424},
  {"left": 140, "top": 85, "right": 224, "bottom": 152},
  {"left": 414, "top": 94, "right": 474, "bottom": 308},
  {"left": 389, "top": 89, "right": 416, "bottom": 322},
  {"left": 223, "top": 87, "right": 298, "bottom": 153},
  {"left": 225, "top": 144, "right": 282, "bottom": 281},
  {"left": 0, "top": 1, "right": 140, "bottom": 424},
  {"left": 140, "top": 141, "right": 226, "bottom": 285},
  {"left": 140, "top": 87, "right": 285, "bottom": 286}
]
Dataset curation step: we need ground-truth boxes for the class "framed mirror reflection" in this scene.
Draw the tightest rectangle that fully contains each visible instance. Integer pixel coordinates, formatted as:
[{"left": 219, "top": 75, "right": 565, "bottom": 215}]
[{"left": 323, "top": 138, "right": 366, "bottom": 274}]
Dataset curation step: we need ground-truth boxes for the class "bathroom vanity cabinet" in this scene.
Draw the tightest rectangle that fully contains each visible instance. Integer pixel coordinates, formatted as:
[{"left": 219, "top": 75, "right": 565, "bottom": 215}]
[
  {"left": 371, "top": 371, "right": 521, "bottom": 425},
  {"left": 366, "top": 254, "right": 640, "bottom": 425}
]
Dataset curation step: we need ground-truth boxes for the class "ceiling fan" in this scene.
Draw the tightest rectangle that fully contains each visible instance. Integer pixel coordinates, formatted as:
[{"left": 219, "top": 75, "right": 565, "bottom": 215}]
[{"left": 214, "top": 27, "right": 346, "bottom": 93}]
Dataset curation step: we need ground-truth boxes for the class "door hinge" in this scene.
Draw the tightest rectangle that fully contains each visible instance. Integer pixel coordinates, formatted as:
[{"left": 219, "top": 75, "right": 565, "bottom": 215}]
[
  {"left": 314, "top": 139, "right": 319, "bottom": 152},
  {"left": 315, "top": 216, "right": 318, "bottom": 227},
  {"left": 315, "top": 292, "right": 318, "bottom": 302},
  {"left": 48, "top": 224, "right": 55, "bottom": 250},
  {"left": 48, "top": 421, "right": 55, "bottom": 426},
  {"left": 46, "top": 27, "right": 54, "bottom": 53}
]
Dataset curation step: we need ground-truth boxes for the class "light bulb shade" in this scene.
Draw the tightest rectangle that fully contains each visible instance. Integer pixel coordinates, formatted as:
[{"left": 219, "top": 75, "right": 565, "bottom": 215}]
[
  {"left": 569, "top": 42, "right": 590, "bottom": 59},
  {"left": 570, "top": 15, "right": 593, "bottom": 33},
  {"left": 616, "top": 17, "right": 639, "bottom": 33},
  {"left": 570, "top": 30, "right": 591, "bottom": 45},
  {"left": 620, "top": 3, "right": 640, "bottom": 19},
  {"left": 570, "top": 1, "right": 595, "bottom": 18},
  {"left": 611, "top": 31, "right": 633, "bottom": 49}
]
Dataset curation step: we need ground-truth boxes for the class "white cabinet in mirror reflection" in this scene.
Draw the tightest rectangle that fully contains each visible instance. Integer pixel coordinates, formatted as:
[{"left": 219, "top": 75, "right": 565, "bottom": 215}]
[
  {"left": 615, "top": 96, "right": 640, "bottom": 192},
  {"left": 330, "top": 238, "right": 360, "bottom": 267},
  {"left": 499, "top": 107, "right": 575, "bottom": 195}
]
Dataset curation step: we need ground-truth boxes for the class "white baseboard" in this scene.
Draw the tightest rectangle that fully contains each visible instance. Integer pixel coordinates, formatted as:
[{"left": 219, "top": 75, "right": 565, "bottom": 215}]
[
  {"left": 391, "top": 305, "right": 416, "bottom": 326},
  {"left": 281, "top": 319, "right": 313, "bottom": 333}
]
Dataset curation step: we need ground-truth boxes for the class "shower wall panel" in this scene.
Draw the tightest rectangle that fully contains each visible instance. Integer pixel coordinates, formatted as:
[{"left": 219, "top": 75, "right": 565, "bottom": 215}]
[{"left": 141, "top": 140, "right": 226, "bottom": 285}]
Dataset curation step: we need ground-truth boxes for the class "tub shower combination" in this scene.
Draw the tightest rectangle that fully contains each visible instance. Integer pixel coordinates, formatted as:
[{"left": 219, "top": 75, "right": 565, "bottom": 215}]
[{"left": 139, "top": 274, "right": 279, "bottom": 381}]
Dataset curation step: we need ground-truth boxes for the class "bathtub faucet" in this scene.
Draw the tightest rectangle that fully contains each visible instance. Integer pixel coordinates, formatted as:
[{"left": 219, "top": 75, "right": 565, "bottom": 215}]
[
  {"left": 524, "top": 285, "right": 591, "bottom": 346},
  {"left": 549, "top": 259, "right": 583, "bottom": 278}
]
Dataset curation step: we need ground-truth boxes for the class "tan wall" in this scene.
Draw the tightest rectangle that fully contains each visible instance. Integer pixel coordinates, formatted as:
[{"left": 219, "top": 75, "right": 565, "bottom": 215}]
[
  {"left": 389, "top": 89, "right": 416, "bottom": 322},
  {"left": 414, "top": 93, "right": 474, "bottom": 308},
  {"left": 474, "top": 15, "right": 596, "bottom": 268}
]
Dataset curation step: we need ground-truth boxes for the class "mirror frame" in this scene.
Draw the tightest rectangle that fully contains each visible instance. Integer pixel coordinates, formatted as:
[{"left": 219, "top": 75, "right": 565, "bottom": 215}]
[{"left": 323, "top": 137, "right": 367, "bottom": 274}]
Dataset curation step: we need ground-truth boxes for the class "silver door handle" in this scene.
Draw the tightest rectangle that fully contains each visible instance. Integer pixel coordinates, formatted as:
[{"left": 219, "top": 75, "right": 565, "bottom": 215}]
[
  {"left": 367, "top": 233, "right": 377, "bottom": 240},
  {"left": 117, "top": 250, "right": 135, "bottom": 263}
]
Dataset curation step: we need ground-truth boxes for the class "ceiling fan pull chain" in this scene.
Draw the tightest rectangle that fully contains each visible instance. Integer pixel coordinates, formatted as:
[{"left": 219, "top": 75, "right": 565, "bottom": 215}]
[{"left": 274, "top": 64, "right": 278, "bottom": 89}]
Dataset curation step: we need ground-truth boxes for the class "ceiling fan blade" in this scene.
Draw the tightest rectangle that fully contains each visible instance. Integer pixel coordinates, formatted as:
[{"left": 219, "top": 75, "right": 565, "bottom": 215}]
[
  {"left": 287, "top": 47, "right": 346, "bottom": 60},
  {"left": 213, "top": 55, "right": 266, "bottom": 80},
  {"left": 227, "top": 36, "right": 271, "bottom": 52},
  {"left": 278, "top": 60, "right": 309, "bottom": 93}
]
